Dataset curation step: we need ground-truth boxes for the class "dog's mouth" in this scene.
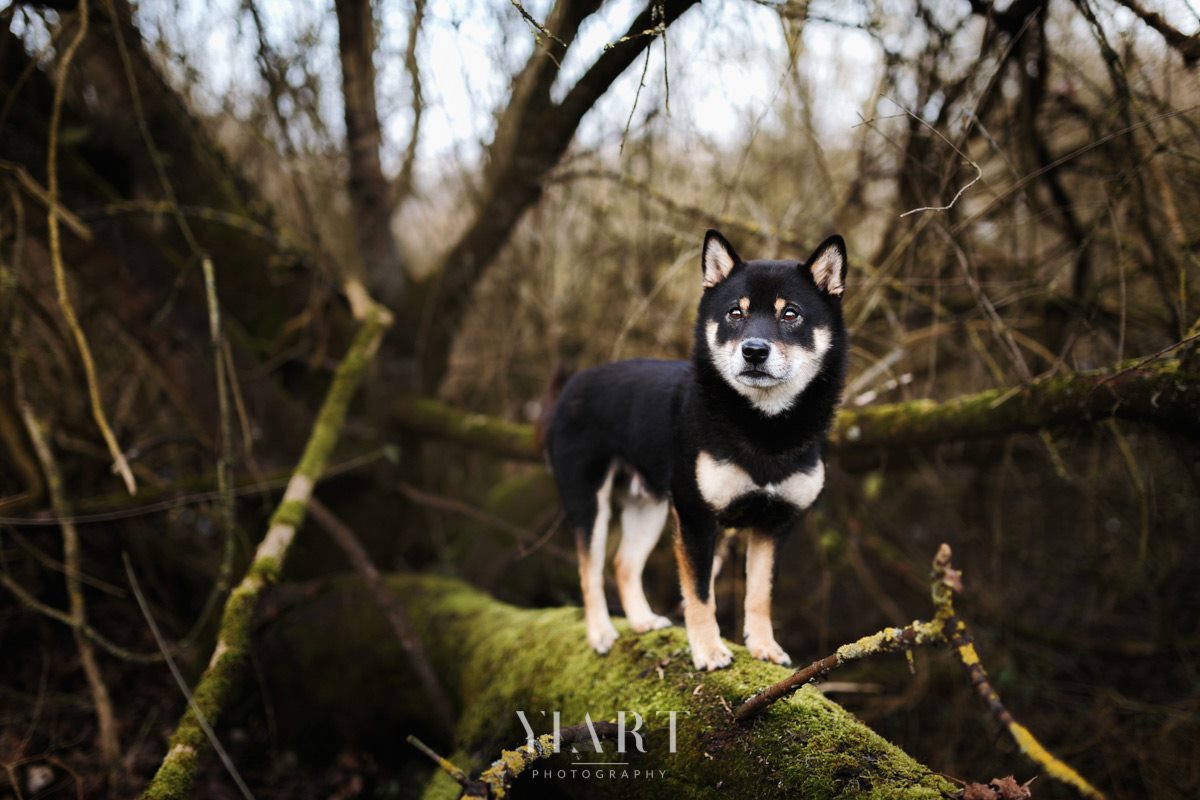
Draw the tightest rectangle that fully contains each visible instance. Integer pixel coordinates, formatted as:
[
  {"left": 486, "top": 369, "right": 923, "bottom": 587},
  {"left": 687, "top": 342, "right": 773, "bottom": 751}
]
[{"left": 736, "top": 368, "right": 785, "bottom": 387}]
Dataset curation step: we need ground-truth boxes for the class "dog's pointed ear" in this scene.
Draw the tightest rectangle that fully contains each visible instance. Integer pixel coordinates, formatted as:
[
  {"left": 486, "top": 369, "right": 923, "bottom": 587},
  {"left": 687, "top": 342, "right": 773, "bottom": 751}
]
[
  {"left": 702, "top": 230, "right": 740, "bottom": 289},
  {"left": 806, "top": 235, "right": 847, "bottom": 297}
]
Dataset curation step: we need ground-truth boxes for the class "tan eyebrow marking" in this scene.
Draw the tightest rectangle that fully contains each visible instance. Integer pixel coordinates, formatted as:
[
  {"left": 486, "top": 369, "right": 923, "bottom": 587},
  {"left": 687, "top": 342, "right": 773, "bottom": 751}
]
[
  {"left": 774, "top": 297, "right": 786, "bottom": 315},
  {"left": 738, "top": 297, "right": 750, "bottom": 313}
]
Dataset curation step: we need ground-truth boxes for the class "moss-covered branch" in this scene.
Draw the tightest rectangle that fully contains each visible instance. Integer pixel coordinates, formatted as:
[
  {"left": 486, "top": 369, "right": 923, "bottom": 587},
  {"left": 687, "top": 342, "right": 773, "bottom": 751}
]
[
  {"left": 831, "top": 358, "right": 1199, "bottom": 451},
  {"left": 392, "top": 394, "right": 539, "bottom": 461},
  {"left": 141, "top": 303, "right": 391, "bottom": 800},
  {"left": 390, "top": 359, "right": 1200, "bottom": 462},
  {"left": 258, "top": 574, "right": 955, "bottom": 799}
]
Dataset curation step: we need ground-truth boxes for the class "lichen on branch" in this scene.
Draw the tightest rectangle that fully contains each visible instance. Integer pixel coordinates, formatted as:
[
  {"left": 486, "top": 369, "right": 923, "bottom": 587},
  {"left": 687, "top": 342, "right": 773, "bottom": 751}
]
[{"left": 736, "top": 545, "right": 1106, "bottom": 800}]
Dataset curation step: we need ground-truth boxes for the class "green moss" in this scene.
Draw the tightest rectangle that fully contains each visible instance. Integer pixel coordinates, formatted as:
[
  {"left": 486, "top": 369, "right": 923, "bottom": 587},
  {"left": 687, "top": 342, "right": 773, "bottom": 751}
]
[
  {"left": 269, "top": 499, "right": 307, "bottom": 531},
  {"left": 483, "top": 469, "right": 557, "bottom": 524},
  {"left": 247, "top": 555, "right": 281, "bottom": 582},
  {"left": 141, "top": 751, "right": 196, "bottom": 800},
  {"left": 278, "top": 574, "right": 955, "bottom": 799},
  {"left": 392, "top": 396, "right": 539, "bottom": 461}
]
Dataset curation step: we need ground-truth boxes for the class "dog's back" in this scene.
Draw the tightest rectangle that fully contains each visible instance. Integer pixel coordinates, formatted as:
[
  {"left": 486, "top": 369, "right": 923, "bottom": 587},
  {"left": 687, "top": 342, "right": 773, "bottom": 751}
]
[{"left": 544, "top": 358, "right": 687, "bottom": 526}]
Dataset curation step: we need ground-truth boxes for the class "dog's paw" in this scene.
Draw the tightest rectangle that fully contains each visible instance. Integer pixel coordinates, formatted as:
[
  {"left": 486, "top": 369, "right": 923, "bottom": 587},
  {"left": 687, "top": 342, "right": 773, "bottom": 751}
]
[
  {"left": 629, "top": 613, "right": 673, "bottom": 634},
  {"left": 690, "top": 639, "right": 734, "bottom": 671},
  {"left": 588, "top": 621, "right": 620, "bottom": 655},
  {"left": 746, "top": 636, "right": 791, "bottom": 666}
]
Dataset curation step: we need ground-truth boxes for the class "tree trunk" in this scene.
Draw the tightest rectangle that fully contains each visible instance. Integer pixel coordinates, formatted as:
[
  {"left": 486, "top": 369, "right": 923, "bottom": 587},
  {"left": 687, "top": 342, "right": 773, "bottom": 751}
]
[
  {"left": 334, "top": 0, "right": 407, "bottom": 303},
  {"left": 408, "top": 0, "right": 700, "bottom": 391},
  {"left": 258, "top": 574, "right": 955, "bottom": 799}
]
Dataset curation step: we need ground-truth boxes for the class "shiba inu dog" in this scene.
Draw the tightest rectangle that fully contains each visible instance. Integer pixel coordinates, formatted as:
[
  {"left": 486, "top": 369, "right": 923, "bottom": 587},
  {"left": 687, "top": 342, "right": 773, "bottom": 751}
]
[{"left": 540, "top": 230, "right": 848, "bottom": 670}]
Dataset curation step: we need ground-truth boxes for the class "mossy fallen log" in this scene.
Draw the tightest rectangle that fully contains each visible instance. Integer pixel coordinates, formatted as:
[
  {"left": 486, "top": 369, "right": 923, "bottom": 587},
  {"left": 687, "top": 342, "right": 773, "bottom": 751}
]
[
  {"left": 391, "top": 359, "right": 1199, "bottom": 462},
  {"left": 259, "top": 574, "right": 954, "bottom": 799}
]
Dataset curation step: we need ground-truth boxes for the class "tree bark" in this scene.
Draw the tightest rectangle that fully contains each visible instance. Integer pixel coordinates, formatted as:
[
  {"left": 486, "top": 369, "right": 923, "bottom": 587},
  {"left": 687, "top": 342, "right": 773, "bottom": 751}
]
[
  {"left": 334, "top": 0, "right": 407, "bottom": 303},
  {"left": 257, "top": 574, "right": 955, "bottom": 799}
]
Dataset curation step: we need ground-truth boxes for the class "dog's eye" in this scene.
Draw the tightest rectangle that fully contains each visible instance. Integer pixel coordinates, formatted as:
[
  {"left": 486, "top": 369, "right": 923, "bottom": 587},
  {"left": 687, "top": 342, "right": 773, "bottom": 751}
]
[
  {"left": 727, "top": 307, "right": 744, "bottom": 320},
  {"left": 781, "top": 306, "right": 801, "bottom": 322}
]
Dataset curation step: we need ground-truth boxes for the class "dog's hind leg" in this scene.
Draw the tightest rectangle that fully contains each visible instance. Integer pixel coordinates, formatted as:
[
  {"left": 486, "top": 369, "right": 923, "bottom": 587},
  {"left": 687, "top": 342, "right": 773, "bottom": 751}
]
[
  {"left": 615, "top": 491, "right": 672, "bottom": 634},
  {"left": 574, "top": 466, "right": 619, "bottom": 654},
  {"left": 744, "top": 531, "right": 791, "bottom": 665}
]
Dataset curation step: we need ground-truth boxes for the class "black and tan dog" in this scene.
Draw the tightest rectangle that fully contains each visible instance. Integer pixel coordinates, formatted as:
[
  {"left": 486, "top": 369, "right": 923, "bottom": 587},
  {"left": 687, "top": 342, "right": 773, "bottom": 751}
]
[{"left": 540, "top": 230, "right": 848, "bottom": 670}]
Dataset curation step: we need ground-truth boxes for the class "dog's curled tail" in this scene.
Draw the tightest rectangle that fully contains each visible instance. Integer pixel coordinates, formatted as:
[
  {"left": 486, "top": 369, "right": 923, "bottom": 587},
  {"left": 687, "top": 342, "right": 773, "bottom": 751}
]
[{"left": 534, "top": 364, "right": 573, "bottom": 454}]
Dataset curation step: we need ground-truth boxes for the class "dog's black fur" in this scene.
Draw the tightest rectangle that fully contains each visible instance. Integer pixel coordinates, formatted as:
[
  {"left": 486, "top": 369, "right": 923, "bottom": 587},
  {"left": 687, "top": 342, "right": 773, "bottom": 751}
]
[{"left": 543, "top": 230, "right": 849, "bottom": 669}]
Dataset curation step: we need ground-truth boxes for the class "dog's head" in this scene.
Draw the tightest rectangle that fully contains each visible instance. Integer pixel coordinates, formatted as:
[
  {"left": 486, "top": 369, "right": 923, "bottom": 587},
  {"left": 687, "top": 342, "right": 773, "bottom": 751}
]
[{"left": 696, "top": 229, "right": 847, "bottom": 416}]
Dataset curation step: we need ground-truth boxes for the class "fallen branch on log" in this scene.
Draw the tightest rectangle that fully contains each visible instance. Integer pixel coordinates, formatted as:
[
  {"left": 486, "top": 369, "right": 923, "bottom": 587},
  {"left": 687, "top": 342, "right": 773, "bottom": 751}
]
[
  {"left": 392, "top": 357, "right": 1200, "bottom": 462},
  {"left": 736, "top": 544, "right": 1104, "bottom": 800}
]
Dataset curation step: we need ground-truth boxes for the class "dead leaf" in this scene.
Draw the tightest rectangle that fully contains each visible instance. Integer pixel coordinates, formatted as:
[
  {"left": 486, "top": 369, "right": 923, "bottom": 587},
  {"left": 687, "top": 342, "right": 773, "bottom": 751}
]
[
  {"left": 961, "top": 782, "right": 999, "bottom": 800},
  {"left": 991, "top": 775, "right": 1034, "bottom": 799}
]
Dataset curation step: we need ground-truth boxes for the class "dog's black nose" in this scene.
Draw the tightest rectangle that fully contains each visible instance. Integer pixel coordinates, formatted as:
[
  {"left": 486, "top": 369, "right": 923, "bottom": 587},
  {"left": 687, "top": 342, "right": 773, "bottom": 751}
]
[{"left": 741, "top": 339, "right": 770, "bottom": 365}]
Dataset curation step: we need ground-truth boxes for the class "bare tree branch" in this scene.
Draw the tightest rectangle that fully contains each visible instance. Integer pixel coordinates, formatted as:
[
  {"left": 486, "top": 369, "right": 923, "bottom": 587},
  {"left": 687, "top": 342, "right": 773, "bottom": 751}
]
[
  {"left": 335, "top": 0, "right": 407, "bottom": 302},
  {"left": 412, "top": 0, "right": 700, "bottom": 391},
  {"left": 1111, "top": 0, "right": 1200, "bottom": 66}
]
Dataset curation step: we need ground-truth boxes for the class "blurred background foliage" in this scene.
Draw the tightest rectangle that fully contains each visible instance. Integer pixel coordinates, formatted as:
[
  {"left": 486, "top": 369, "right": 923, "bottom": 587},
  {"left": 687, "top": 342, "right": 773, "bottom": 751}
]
[{"left": 2, "top": 0, "right": 1199, "bottom": 797}]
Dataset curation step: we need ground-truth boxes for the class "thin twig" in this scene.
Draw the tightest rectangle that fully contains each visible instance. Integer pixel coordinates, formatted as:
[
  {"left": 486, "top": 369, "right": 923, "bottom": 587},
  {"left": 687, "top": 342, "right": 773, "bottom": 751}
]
[
  {"left": 396, "top": 0, "right": 425, "bottom": 200},
  {"left": 407, "top": 723, "right": 622, "bottom": 800},
  {"left": 509, "top": 0, "right": 566, "bottom": 49},
  {"left": 619, "top": 42, "right": 653, "bottom": 155},
  {"left": 308, "top": 498, "right": 455, "bottom": 736},
  {"left": 897, "top": 105, "right": 984, "bottom": 218},
  {"left": 0, "top": 568, "right": 162, "bottom": 663},
  {"left": 123, "top": 554, "right": 255, "bottom": 800},
  {"left": 103, "top": 2, "right": 239, "bottom": 611},
  {"left": 186, "top": 256, "right": 239, "bottom": 647},
  {"left": 0, "top": 161, "right": 93, "bottom": 242},
  {"left": 406, "top": 736, "right": 475, "bottom": 790},
  {"left": 44, "top": 0, "right": 137, "bottom": 495},
  {"left": 0, "top": 449, "right": 386, "bottom": 527},
  {"left": 472, "top": 721, "right": 620, "bottom": 799},
  {"left": 396, "top": 480, "right": 555, "bottom": 552},
  {"left": 17, "top": 398, "right": 121, "bottom": 768},
  {"left": 951, "top": 106, "right": 1199, "bottom": 235}
]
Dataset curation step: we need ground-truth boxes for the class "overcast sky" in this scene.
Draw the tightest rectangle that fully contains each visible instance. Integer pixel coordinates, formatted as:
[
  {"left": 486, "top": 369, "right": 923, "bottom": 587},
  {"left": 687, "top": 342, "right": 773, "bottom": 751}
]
[
  {"left": 119, "top": 0, "right": 883, "bottom": 178},
  {"left": 14, "top": 0, "right": 1199, "bottom": 184}
]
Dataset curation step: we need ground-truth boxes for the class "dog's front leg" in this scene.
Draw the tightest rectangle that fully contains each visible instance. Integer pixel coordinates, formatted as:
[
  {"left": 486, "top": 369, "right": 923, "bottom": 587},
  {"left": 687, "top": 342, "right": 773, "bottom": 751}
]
[
  {"left": 744, "top": 531, "right": 791, "bottom": 665},
  {"left": 671, "top": 508, "right": 732, "bottom": 671}
]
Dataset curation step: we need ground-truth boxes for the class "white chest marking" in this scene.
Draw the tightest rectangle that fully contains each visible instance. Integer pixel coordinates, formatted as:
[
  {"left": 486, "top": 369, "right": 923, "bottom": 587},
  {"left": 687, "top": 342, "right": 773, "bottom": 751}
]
[{"left": 695, "top": 452, "right": 825, "bottom": 513}]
